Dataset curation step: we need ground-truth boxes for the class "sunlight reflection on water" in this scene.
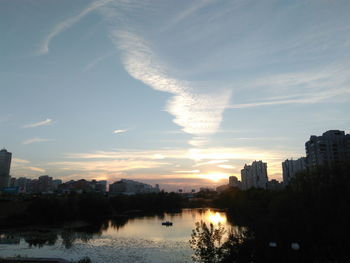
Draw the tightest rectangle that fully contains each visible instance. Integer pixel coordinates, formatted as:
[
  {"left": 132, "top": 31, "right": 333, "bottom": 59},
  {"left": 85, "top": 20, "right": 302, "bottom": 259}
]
[{"left": 0, "top": 209, "right": 231, "bottom": 263}]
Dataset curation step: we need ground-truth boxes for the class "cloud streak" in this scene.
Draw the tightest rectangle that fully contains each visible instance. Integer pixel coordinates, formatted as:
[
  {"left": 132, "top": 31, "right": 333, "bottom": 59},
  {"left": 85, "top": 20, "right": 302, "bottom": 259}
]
[
  {"left": 38, "top": 0, "right": 112, "bottom": 55},
  {"left": 12, "top": 158, "right": 30, "bottom": 166},
  {"left": 231, "top": 88, "right": 350, "bottom": 109},
  {"left": 23, "top": 118, "right": 53, "bottom": 128},
  {"left": 59, "top": 145, "right": 294, "bottom": 181},
  {"left": 83, "top": 51, "right": 116, "bottom": 72},
  {"left": 49, "top": 159, "right": 169, "bottom": 173},
  {"left": 23, "top": 137, "right": 54, "bottom": 145},
  {"left": 113, "top": 129, "right": 128, "bottom": 134},
  {"left": 26, "top": 166, "right": 46, "bottom": 173}
]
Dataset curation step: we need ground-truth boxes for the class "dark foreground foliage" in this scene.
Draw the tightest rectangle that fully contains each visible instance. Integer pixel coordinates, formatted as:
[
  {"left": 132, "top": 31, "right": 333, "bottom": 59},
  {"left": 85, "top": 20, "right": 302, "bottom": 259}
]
[
  {"left": 194, "top": 162, "right": 350, "bottom": 262},
  {"left": 0, "top": 192, "right": 184, "bottom": 226}
]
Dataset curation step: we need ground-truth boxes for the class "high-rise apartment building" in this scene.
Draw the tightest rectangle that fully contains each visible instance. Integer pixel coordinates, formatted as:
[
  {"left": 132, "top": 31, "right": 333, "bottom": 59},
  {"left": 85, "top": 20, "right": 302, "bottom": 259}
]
[
  {"left": 282, "top": 157, "right": 306, "bottom": 185},
  {"left": 0, "top": 148, "right": 12, "bottom": 189},
  {"left": 241, "top": 165, "right": 251, "bottom": 190},
  {"left": 241, "top": 161, "right": 268, "bottom": 190},
  {"left": 305, "top": 130, "right": 350, "bottom": 167}
]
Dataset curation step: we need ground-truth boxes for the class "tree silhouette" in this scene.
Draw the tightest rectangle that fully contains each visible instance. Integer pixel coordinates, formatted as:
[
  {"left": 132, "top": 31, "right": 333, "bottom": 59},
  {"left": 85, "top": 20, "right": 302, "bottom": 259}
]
[{"left": 190, "top": 221, "right": 226, "bottom": 263}]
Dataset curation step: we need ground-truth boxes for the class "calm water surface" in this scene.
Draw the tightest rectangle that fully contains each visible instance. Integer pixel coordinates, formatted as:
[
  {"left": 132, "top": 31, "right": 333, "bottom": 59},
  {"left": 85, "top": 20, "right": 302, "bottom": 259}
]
[{"left": 0, "top": 209, "right": 232, "bottom": 263}]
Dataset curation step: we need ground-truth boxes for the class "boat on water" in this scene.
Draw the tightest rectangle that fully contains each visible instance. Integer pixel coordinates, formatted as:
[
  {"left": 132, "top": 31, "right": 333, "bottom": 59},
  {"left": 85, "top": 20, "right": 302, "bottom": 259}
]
[{"left": 161, "top": 221, "right": 173, "bottom": 226}]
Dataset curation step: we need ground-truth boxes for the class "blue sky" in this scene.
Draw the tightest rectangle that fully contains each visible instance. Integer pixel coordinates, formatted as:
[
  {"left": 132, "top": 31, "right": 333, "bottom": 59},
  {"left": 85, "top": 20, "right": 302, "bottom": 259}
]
[{"left": 1, "top": 0, "right": 349, "bottom": 190}]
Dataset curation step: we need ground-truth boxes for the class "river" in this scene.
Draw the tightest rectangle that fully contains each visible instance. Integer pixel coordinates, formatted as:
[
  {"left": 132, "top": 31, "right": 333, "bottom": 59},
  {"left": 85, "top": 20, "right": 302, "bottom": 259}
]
[{"left": 0, "top": 208, "right": 232, "bottom": 263}]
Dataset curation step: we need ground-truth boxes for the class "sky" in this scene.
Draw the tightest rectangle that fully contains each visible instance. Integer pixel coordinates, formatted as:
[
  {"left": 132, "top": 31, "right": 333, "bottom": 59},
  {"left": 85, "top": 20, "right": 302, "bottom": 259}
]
[{"left": 1, "top": 0, "right": 350, "bottom": 191}]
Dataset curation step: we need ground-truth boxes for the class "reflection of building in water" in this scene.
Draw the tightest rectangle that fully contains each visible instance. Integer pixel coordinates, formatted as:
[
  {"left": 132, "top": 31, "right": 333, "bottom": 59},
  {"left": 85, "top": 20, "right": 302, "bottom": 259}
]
[
  {"left": 109, "top": 179, "right": 160, "bottom": 195},
  {"left": 0, "top": 233, "right": 20, "bottom": 244}
]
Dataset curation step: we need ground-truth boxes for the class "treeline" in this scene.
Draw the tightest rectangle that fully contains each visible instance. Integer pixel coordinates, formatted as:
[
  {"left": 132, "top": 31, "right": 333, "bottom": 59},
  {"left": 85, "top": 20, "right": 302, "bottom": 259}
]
[
  {"left": 211, "top": 161, "right": 350, "bottom": 262},
  {"left": 1, "top": 192, "right": 184, "bottom": 226}
]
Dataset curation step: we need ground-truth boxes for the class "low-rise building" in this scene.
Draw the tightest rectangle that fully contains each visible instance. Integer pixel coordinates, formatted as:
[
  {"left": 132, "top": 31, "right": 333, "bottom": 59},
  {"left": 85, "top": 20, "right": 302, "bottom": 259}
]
[
  {"left": 267, "top": 179, "right": 284, "bottom": 191},
  {"left": 109, "top": 179, "right": 160, "bottom": 195},
  {"left": 229, "top": 176, "right": 242, "bottom": 189}
]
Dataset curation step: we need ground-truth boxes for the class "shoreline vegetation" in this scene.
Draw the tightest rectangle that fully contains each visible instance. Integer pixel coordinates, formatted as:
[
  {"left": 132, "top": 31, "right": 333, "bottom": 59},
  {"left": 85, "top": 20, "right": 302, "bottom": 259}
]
[
  {"left": 0, "top": 257, "right": 92, "bottom": 263},
  {"left": 191, "top": 161, "right": 350, "bottom": 262},
  {"left": 1, "top": 162, "right": 349, "bottom": 262},
  {"left": 0, "top": 192, "right": 185, "bottom": 228}
]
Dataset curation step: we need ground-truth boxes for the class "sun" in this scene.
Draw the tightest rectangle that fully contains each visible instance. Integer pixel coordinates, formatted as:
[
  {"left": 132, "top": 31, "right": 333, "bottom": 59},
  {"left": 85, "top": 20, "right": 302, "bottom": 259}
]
[{"left": 200, "top": 172, "right": 229, "bottom": 182}]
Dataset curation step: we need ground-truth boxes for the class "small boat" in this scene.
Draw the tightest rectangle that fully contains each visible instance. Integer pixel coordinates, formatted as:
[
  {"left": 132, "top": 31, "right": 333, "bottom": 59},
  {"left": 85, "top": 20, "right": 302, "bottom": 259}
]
[{"left": 161, "top": 221, "right": 173, "bottom": 226}]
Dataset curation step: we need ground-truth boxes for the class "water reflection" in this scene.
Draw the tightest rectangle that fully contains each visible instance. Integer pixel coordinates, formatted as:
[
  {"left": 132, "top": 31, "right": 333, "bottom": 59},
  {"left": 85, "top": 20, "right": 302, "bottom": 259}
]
[
  {"left": 207, "top": 210, "right": 227, "bottom": 225},
  {"left": 0, "top": 234, "right": 20, "bottom": 245},
  {"left": 0, "top": 209, "right": 230, "bottom": 249}
]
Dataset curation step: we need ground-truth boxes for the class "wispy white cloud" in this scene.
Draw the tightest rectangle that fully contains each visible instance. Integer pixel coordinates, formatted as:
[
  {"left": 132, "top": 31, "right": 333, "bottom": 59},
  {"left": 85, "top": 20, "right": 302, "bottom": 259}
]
[
  {"left": 113, "top": 129, "right": 128, "bottom": 134},
  {"left": 0, "top": 114, "right": 11, "bottom": 124},
  {"left": 194, "top": 159, "right": 228, "bottom": 167},
  {"left": 151, "top": 154, "right": 165, "bottom": 160},
  {"left": 231, "top": 87, "right": 350, "bottom": 109},
  {"left": 11, "top": 159, "right": 47, "bottom": 176},
  {"left": 64, "top": 149, "right": 186, "bottom": 160},
  {"left": 208, "top": 160, "right": 228, "bottom": 164},
  {"left": 23, "top": 118, "right": 53, "bottom": 128},
  {"left": 218, "top": 164, "right": 235, "bottom": 169},
  {"left": 37, "top": 0, "right": 113, "bottom": 55},
  {"left": 161, "top": 0, "right": 215, "bottom": 31},
  {"left": 60, "top": 145, "right": 294, "bottom": 181},
  {"left": 83, "top": 51, "right": 116, "bottom": 72},
  {"left": 173, "top": 170, "right": 200, "bottom": 174},
  {"left": 111, "top": 30, "right": 232, "bottom": 146},
  {"left": 23, "top": 137, "right": 54, "bottom": 145},
  {"left": 187, "top": 147, "right": 293, "bottom": 162},
  {"left": 26, "top": 166, "right": 46, "bottom": 173},
  {"left": 12, "top": 158, "right": 30, "bottom": 166},
  {"left": 49, "top": 159, "right": 169, "bottom": 173}
]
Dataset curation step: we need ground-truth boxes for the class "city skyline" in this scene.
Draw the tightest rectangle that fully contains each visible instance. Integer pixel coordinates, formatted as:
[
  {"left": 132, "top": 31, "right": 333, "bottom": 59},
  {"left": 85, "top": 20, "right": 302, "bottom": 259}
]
[{"left": 1, "top": 1, "right": 350, "bottom": 190}]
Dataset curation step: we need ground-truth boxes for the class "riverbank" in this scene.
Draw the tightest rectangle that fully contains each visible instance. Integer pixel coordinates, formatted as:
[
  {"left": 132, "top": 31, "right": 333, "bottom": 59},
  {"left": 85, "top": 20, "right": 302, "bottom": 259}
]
[
  {"left": 0, "top": 258, "right": 71, "bottom": 263},
  {"left": 0, "top": 192, "right": 186, "bottom": 228}
]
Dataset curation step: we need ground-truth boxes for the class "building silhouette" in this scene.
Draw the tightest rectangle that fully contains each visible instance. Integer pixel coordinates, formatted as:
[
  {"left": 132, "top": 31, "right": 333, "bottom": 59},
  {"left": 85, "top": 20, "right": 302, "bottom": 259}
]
[
  {"left": 305, "top": 130, "right": 350, "bottom": 167},
  {"left": 0, "top": 148, "right": 12, "bottom": 189},
  {"left": 38, "top": 175, "right": 53, "bottom": 193},
  {"left": 58, "top": 179, "right": 105, "bottom": 194},
  {"left": 267, "top": 179, "right": 284, "bottom": 191},
  {"left": 241, "top": 161, "right": 268, "bottom": 190},
  {"left": 282, "top": 157, "right": 306, "bottom": 185},
  {"left": 228, "top": 175, "right": 242, "bottom": 189},
  {"left": 109, "top": 179, "right": 160, "bottom": 195}
]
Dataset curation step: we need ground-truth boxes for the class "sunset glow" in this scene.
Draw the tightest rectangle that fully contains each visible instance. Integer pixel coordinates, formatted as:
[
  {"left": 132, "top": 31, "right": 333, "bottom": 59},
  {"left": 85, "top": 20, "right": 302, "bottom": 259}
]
[
  {"left": 2, "top": 0, "right": 349, "bottom": 191},
  {"left": 199, "top": 173, "right": 230, "bottom": 183},
  {"left": 1, "top": 1, "right": 349, "bottom": 261},
  {"left": 207, "top": 210, "right": 227, "bottom": 225}
]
